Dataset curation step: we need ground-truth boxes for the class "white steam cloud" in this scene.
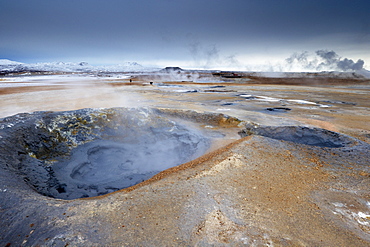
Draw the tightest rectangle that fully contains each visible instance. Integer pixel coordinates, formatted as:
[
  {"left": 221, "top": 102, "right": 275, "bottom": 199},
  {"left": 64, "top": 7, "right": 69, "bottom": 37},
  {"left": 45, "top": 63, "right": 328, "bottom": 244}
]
[
  {"left": 284, "top": 50, "right": 365, "bottom": 72},
  {"left": 186, "top": 42, "right": 366, "bottom": 73},
  {"left": 187, "top": 40, "right": 243, "bottom": 70}
]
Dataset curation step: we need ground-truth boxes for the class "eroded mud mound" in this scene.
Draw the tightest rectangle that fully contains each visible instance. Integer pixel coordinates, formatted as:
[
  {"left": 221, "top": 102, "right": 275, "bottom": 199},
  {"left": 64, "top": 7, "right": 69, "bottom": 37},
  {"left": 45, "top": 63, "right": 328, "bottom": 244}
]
[
  {"left": 0, "top": 108, "right": 218, "bottom": 199},
  {"left": 239, "top": 124, "right": 357, "bottom": 148}
]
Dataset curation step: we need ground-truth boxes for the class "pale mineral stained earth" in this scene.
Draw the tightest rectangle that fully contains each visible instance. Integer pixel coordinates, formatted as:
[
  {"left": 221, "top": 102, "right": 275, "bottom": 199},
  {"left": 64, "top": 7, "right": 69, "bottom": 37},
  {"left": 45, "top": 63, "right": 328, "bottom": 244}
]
[{"left": 1, "top": 71, "right": 370, "bottom": 246}]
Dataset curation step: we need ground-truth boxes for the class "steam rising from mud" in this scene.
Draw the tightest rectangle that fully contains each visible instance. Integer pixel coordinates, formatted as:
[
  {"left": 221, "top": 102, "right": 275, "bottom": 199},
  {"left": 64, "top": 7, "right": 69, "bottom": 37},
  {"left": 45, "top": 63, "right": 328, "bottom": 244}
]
[
  {"left": 184, "top": 42, "right": 367, "bottom": 72},
  {"left": 0, "top": 108, "right": 223, "bottom": 199},
  {"left": 0, "top": 75, "right": 145, "bottom": 118},
  {"left": 285, "top": 50, "right": 365, "bottom": 72},
  {"left": 187, "top": 38, "right": 243, "bottom": 70}
]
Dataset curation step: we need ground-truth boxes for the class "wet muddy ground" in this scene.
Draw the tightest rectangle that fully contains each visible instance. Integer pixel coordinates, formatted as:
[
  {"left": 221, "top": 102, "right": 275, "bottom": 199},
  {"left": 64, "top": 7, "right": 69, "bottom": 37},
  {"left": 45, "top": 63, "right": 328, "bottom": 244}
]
[{"left": 1, "top": 72, "right": 370, "bottom": 245}]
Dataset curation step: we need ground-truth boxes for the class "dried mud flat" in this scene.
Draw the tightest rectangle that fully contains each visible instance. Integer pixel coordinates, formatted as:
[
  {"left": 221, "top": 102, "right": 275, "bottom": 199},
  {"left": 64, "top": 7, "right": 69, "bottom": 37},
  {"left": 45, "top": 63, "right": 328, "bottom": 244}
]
[{"left": 0, "top": 73, "right": 370, "bottom": 246}]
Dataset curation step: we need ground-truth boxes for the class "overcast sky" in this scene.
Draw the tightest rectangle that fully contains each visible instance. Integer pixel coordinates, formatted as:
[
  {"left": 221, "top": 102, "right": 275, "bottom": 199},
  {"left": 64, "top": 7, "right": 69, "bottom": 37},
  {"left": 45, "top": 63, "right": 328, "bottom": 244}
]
[{"left": 1, "top": 0, "right": 369, "bottom": 70}]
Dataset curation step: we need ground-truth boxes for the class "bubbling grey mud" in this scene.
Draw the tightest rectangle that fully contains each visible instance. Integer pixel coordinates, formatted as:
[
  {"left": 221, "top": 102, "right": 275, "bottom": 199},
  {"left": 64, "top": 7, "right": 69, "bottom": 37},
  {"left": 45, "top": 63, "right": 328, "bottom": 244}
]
[{"left": 0, "top": 108, "right": 225, "bottom": 199}]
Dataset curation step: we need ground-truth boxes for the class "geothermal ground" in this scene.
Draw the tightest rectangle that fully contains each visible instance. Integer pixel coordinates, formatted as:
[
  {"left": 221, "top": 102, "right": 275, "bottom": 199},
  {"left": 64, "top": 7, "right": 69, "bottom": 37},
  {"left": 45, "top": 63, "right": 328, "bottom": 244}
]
[{"left": 0, "top": 71, "right": 370, "bottom": 246}]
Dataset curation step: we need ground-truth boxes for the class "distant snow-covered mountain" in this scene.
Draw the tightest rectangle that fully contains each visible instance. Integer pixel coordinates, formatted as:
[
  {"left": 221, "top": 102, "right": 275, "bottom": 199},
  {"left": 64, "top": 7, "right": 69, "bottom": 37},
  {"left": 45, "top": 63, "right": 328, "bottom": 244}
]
[
  {"left": 0, "top": 59, "right": 24, "bottom": 66},
  {"left": 0, "top": 59, "right": 159, "bottom": 74}
]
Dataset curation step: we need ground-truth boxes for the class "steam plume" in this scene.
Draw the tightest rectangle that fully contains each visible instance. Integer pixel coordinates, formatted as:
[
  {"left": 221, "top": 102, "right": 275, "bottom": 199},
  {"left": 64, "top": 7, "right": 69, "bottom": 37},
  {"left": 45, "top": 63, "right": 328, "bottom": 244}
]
[
  {"left": 187, "top": 39, "right": 243, "bottom": 70},
  {"left": 285, "top": 50, "right": 365, "bottom": 71}
]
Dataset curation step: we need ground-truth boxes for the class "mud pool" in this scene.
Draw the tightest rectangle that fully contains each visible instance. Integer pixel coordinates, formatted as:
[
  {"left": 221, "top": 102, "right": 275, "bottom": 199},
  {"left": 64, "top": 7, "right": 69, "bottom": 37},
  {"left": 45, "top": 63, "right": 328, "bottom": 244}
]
[
  {"left": 239, "top": 124, "right": 358, "bottom": 148},
  {"left": 0, "top": 108, "right": 242, "bottom": 199}
]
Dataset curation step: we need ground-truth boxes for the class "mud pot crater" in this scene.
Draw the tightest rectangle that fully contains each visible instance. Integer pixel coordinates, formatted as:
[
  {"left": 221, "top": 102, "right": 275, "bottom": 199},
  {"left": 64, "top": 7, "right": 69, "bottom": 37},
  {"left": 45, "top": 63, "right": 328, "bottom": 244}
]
[
  {"left": 0, "top": 108, "right": 241, "bottom": 200},
  {"left": 239, "top": 124, "right": 358, "bottom": 148}
]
